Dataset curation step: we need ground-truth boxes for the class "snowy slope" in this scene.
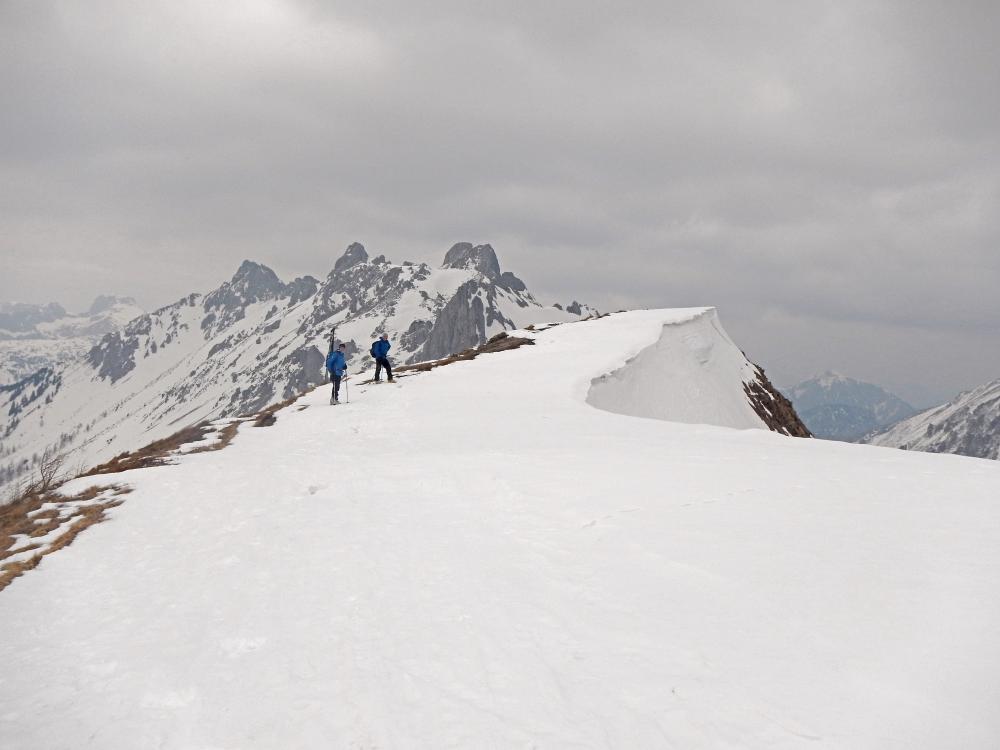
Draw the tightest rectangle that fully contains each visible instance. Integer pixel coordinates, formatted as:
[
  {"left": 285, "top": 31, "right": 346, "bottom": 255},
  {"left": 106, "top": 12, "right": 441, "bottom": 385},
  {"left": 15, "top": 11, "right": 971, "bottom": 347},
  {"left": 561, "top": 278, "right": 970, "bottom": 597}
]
[
  {"left": 865, "top": 377, "right": 1000, "bottom": 459},
  {"left": 0, "top": 244, "right": 584, "bottom": 487},
  {"left": 1, "top": 309, "right": 998, "bottom": 749}
]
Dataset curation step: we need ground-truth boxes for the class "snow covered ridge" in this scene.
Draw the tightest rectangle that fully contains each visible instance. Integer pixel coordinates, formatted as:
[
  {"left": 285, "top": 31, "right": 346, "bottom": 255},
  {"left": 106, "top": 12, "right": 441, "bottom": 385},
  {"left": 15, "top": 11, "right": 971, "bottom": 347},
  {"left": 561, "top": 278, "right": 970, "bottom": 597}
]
[
  {"left": 0, "top": 243, "right": 591, "bottom": 488},
  {"left": 864, "top": 377, "right": 1000, "bottom": 460},
  {"left": 2, "top": 309, "right": 797, "bottom": 589},
  {"left": 2, "top": 308, "right": 999, "bottom": 748}
]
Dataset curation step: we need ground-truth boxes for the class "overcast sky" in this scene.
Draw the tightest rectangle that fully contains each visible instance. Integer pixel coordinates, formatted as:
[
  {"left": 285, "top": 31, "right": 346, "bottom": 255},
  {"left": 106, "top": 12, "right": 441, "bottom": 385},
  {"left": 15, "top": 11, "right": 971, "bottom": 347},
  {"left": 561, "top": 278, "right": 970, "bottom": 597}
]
[{"left": 2, "top": 0, "right": 997, "bottom": 405}]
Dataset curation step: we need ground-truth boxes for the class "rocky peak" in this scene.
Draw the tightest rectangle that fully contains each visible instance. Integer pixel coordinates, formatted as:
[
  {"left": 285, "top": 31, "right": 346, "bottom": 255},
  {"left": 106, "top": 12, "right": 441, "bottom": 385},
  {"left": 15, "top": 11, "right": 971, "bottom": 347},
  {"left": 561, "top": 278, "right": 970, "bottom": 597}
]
[
  {"left": 442, "top": 243, "right": 501, "bottom": 281},
  {"left": 334, "top": 243, "right": 369, "bottom": 275},
  {"left": 203, "top": 260, "right": 286, "bottom": 315},
  {"left": 232, "top": 259, "right": 282, "bottom": 290}
]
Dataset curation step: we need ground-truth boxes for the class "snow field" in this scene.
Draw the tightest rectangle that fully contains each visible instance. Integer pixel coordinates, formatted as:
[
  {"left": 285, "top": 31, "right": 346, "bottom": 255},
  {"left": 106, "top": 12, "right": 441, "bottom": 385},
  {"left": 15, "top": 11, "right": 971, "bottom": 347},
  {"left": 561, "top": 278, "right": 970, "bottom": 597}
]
[{"left": 1, "top": 309, "right": 999, "bottom": 748}]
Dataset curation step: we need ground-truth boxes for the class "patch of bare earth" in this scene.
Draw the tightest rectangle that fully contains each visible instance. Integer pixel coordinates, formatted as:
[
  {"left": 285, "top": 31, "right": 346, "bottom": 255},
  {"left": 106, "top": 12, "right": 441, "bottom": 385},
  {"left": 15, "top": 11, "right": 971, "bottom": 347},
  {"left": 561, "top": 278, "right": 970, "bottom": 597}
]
[{"left": 251, "top": 395, "right": 300, "bottom": 427}]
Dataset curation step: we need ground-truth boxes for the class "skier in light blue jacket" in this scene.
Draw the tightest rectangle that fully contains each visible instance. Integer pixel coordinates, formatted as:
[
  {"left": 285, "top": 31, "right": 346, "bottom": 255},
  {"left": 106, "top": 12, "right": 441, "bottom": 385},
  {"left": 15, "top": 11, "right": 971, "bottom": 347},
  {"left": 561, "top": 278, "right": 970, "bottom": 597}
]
[{"left": 326, "top": 343, "right": 348, "bottom": 404}]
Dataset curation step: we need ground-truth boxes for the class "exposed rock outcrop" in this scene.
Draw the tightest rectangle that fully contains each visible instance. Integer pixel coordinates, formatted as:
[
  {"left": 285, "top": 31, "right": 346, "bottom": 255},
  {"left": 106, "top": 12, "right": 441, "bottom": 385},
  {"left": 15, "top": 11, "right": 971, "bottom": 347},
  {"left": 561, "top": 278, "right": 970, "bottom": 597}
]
[
  {"left": 745, "top": 366, "right": 812, "bottom": 438},
  {"left": 442, "top": 243, "right": 502, "bottom": 281}
]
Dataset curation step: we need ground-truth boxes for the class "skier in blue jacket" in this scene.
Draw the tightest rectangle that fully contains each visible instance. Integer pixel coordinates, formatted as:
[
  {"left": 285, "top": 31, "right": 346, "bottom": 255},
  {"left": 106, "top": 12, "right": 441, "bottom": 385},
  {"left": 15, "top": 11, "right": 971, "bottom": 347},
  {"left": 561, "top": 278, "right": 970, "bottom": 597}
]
[
  {"left": 371, "top": 333, "right": 393, "bottom": 383},
  {"left": 326, "top": 343, "right": 348, "bottom": 404}
]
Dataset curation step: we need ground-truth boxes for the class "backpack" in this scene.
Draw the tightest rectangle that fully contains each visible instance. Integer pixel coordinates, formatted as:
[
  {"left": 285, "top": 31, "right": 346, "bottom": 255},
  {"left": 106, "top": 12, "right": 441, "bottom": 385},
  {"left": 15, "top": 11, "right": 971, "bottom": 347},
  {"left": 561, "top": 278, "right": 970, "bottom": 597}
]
[{"left": 370, "top": 341, "right": 378, "bottom": 358}]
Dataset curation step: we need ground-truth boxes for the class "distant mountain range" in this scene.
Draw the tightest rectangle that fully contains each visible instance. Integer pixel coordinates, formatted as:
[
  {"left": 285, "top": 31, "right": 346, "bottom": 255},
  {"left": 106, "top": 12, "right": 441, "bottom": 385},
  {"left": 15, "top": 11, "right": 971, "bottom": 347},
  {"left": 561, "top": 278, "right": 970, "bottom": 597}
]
[
  {"left": 785, "top": 372, "right": 916, "bottom": 441},
  {"left": 0, "top": 242, "right": 595, "bottom": 487},
  {"left": 863, "top": 378, "right": 1000, "bottom": 460},
  {"left": 0, "top": 296, "right": 144, "bottom": 385}
]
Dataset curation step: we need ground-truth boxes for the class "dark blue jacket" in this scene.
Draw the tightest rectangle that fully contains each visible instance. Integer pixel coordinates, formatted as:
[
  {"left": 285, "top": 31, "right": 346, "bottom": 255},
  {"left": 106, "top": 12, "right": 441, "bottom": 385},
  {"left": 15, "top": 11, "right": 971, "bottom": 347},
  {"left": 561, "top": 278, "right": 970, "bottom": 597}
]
[
  {"left": 326, "top": 350, "right": 347, "bottom": 377},
  {"left": 371, "top": 339, "right": 391, "bottom": 360}
]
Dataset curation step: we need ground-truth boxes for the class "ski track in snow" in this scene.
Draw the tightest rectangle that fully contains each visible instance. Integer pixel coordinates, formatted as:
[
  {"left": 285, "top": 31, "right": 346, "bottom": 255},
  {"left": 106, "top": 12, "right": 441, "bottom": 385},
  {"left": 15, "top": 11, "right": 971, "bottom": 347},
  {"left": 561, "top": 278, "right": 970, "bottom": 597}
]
[{"left": 1, "top": 309, "right": 999, "bottom": 749}]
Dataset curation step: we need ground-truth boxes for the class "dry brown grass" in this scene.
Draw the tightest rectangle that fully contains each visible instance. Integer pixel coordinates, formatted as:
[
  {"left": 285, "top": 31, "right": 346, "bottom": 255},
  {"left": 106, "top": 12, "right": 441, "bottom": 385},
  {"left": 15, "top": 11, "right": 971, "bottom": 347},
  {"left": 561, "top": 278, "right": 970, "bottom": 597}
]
[
  {"left": 81, "top": 422, "right": 214, "bottom": 475},
  {"left": 0, "top": 491, "right": 58, "bottom": 555},
  {"left": 0, "top": 555, "right": 43, "bottom": 589},
  {"left": 0, "top": 484, "right": 131, "bottom": 592},
  {"left": 81, "top": 418, "right": 242, "bottom": 476},
  {"left": 45, "top": 495, "right": 127, "bottom": 555},
  {"left": 188, "top": 420, "right": 240, "bottom": 451}
]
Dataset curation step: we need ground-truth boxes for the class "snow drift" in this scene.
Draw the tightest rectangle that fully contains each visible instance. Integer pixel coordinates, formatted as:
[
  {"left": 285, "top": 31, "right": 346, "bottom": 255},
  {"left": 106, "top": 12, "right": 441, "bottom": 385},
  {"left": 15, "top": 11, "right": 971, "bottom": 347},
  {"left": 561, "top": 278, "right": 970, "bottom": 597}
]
[
  {"left": 588, "top": 307, "right": 768, "bottom": 429},
  {"left": 1, "top": 309, "right": 999, "bottom": 749}
]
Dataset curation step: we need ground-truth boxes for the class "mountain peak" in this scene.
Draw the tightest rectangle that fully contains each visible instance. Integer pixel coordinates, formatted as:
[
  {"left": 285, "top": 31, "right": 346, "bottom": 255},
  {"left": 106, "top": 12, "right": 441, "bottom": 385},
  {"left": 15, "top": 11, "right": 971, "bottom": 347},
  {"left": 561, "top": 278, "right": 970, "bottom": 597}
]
[
  {"left": 203, "top": 260, "right": 285, "bottom": 315},
  {"left": 788, "top": 372, "right": 916, "bottom": 441},
  {"left": 334, "top": 243, "right": 369, "bottom": 274},
  {"left": 231, "top": 259, "right": 279, "bottom": 284},
  {"left": 226, "top": 260, "right": 284, "bottom": 297},
  {"left": 442, "top": 243, "right": 501, "bottom": 281}
]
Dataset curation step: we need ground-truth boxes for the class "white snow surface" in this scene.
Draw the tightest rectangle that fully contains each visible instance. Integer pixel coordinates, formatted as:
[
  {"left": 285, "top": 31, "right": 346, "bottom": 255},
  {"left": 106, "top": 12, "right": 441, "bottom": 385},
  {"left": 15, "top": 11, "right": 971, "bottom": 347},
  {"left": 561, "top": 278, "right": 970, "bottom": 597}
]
[{"left": 2, "top": 309, "right": 999, "bottom": 749}]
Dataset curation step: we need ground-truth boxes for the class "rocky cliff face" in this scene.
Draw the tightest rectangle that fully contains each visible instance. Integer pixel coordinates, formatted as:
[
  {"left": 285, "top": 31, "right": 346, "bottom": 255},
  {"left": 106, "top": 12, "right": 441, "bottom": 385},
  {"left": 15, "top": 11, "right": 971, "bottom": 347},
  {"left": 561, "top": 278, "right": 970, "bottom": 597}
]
[
  {"left": 442, "top": 242, "right": 503, "bottom": 279},
  {"left": 864, "top": 378, "right": 1000, "bottom": 460},
  {"left": 1, "top": 243, "right": 589, "bottom": 487},
  {"left": 419, "top": 244, "right": 550, "bottom": 360},
  {"left": 745, "top": 367, "right": 812, "bottom": 438}
]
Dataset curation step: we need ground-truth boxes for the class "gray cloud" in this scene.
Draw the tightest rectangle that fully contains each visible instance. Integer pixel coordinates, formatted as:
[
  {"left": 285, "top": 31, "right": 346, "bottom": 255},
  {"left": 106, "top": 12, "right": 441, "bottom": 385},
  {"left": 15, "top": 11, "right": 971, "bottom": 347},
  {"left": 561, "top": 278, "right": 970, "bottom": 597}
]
[{"left": 2, "top": 0, "right": 998, "bottom": 405}]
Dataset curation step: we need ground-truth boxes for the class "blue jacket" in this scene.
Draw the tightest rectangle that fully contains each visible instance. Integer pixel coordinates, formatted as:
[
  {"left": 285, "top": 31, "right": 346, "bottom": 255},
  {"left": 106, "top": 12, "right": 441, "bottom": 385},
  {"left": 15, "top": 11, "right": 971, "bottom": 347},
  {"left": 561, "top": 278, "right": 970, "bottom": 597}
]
[
  {"left": 371, "top": 339, "right": 391, "bottom": 360},
  {"left": 326, "top": 350, "right": 347, "bottom": 377}
]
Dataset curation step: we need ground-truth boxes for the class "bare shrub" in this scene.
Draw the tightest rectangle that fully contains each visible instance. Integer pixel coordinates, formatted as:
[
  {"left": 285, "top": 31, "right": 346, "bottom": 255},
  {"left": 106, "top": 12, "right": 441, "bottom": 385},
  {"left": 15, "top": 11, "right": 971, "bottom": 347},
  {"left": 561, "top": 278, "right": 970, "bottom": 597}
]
[{"left": 36, "top": 448, "right": 65, "bottom": 494}]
